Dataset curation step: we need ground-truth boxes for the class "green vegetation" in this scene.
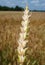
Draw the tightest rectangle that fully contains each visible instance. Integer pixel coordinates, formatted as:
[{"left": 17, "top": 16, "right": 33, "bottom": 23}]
[
  {"left": 0, "top": 6, "right": 24, "bottom": 11},
  {"left": 0, "top": 6, "right": 45, "bottom": 12}
]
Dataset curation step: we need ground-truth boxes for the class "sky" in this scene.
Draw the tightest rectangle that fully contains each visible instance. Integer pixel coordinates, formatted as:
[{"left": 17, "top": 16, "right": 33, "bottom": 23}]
[{"left": 0, "top": 0, "right": 45, "bottom": 10}]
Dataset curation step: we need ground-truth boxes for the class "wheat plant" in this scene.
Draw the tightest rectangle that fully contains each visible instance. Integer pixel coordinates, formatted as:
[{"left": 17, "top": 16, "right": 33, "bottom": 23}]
[{"left": 17, "top": 5, "right": 31, "bottom": 65}]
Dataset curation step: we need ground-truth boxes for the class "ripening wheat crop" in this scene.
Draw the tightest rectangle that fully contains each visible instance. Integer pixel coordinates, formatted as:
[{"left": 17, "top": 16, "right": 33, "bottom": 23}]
[{"left": 0, "top": 11, "right": 45, "bottom": 65}]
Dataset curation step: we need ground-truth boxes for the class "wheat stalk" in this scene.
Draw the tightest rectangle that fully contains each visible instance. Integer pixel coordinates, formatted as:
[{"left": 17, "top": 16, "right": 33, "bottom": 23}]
[{"left": 17, "top": 5, "right": 31, "bottom": 65}]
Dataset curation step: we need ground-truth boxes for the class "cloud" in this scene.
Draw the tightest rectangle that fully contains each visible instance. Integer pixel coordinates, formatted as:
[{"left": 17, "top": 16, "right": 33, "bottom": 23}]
[
  {"left": 31, "top": 0, "right": 39, "bottom": 4},
  {"left": 41, "top": 3, "right": 45, "bottom": 6},
  {"left": 0, "top": 0, "right": 22, "bottom": 7},
  {"left": 30, "top": 0, "right": 45, "bottom": 7},
  {"left": 34, "top": 2, "right": 45, "bottom": 7},
  {"left": 0, "top": 0, "right": 45, "bottom": 10}
]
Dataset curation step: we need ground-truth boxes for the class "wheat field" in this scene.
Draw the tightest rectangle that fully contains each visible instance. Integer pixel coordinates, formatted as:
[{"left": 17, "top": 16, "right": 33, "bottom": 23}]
[{"left": 0, "top": 11, "right": 45, "bottom": 65}]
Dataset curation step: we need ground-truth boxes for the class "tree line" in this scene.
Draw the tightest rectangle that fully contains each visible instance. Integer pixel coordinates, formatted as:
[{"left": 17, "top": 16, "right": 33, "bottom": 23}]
[
  {"left": 0, "top": 6, "right": 24, "bottom": 11},
  {"left": 0, "top": 5, "right": 45, "bottom": 12}
]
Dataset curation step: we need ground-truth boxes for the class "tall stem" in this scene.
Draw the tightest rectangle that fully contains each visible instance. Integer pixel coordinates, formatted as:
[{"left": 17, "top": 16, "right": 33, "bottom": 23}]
[{"left": 17, "top": 5, "right": 31, "bottom": 65}]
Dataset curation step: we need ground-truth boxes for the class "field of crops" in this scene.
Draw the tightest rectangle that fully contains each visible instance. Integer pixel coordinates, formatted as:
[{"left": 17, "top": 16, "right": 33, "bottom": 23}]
[{"left": 0, "top": 11, "right": 45, "bottom": 65}]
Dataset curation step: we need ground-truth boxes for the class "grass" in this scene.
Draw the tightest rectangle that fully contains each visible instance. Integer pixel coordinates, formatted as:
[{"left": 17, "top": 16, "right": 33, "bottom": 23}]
[{"left": 0, "top": 11, "right": 45, "bottom": 65}]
